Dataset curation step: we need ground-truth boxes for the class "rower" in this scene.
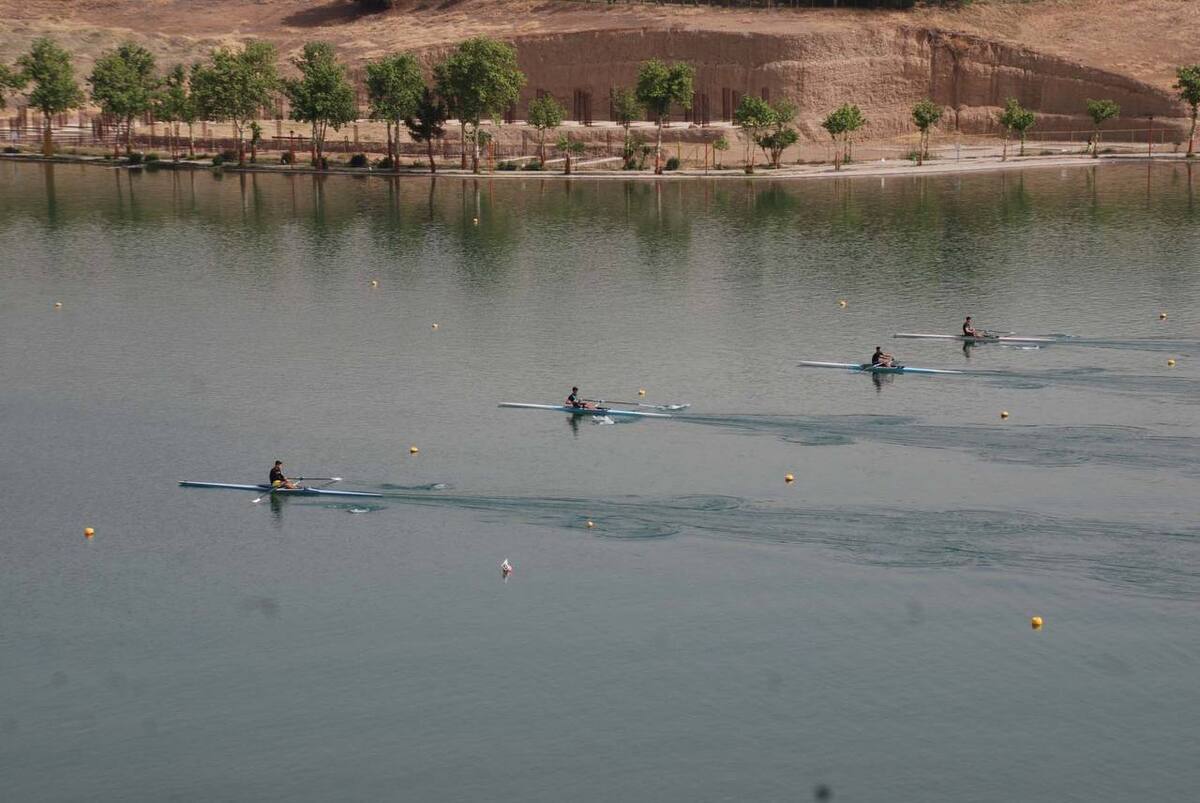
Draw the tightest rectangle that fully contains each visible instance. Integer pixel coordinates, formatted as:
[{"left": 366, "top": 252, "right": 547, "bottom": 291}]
[
  {"left": 269, "top": 460, "right": 298, "bottom": 490},
  {"left": 565, "top": 386, "right": 593, "bottom": 409},
  {"left": 962, "top": 316, "right": 985, "bottom": 338},
  {"left": 871, "top": 346, "right": 894, "bottom": 368}
]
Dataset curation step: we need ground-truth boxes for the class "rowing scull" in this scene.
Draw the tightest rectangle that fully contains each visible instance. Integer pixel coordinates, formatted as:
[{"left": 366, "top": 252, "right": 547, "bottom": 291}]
[
  {"left": 893, "top": 333, "right": 1056, "bottom": 344},
  {"left": 498, "top": 403, "right": 672, "bottom": 418},
  {"left": 797, "top": 361, "right": 963, "bottom": 375},
  {"left": 179, "top": 481, "right": 383, "bottom": 497}
]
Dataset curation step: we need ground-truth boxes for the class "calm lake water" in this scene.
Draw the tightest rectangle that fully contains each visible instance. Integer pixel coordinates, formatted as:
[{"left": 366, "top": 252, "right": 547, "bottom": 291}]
[{"left": 2, "top": 160, "right": 1198, "bottom": 802}]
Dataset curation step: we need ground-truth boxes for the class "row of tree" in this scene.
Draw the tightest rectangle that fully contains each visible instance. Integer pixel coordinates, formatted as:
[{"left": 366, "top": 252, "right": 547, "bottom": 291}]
[{"left": 2, "top": 36, "right": 1199, "bottom": 170}]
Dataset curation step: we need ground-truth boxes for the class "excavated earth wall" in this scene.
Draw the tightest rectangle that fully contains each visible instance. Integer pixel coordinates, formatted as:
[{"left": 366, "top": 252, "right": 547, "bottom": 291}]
[{"left": 420, "top": 27, "right": 1188, "bottom": 141}]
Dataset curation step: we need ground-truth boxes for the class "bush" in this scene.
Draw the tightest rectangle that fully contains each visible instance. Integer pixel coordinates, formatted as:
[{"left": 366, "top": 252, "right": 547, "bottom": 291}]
[
  {"left": 220, "top": 148, "right": 237, "bottom": 163},
  {"left": 126, "top": 152, "right": 144, "bottom": 165},
  {"left": 211, "top": 154, "right": 224, "bottom": 166},
  {"left": 280, "top": 151, "right": 295, "bottom": 165},
  {"left": 144, "top": 152, "right": 160, "bottom": 163},
  {"left": 349, "top": 153, "right": 369, "bottom": 168},
  {"left": 311, "top": 156, "right": 329, "bottom": 170},
  {"left": 664, "top": 156, "right": 680, "bottom": 171},
  {"left": 375, "top": 156, "right": 393, "bottom": 170},
  {"left": 3, "top": 146, "right": 19, "bottom": 154},
  {"left": 497, "top": 160, "right": 518, "bottom": 171},
  {"left": 521, "top": 160, "right": 543, "bottom": 171}
]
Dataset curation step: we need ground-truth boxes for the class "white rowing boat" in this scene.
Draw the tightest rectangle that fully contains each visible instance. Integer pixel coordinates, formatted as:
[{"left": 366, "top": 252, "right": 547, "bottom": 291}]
[
  {"left": 498, "top": 402, "right": 672, "bottom": 419},
  {"left": 179, "top": 481, "right": 383, "bottom": 498},
  {"left": 798, "top": 361, "right": 963, "bottom": 376},
  {"left": 894, "top": 333, "right": 1056, "bottom": 344}
]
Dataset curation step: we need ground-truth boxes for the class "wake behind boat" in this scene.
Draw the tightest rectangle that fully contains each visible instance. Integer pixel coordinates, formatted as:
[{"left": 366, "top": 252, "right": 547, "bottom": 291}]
[
  {"left": 179, "top": 481, "right": 384, "bottom": 498},
  {"left": 499, "top": 402, "right": 672, "bottom": 419},
  {"left": 798, "top": 361, "right": 963, "bottom": 376},
  {"left": 894, "top": 333, "right": 1056, "bottom": 345}
]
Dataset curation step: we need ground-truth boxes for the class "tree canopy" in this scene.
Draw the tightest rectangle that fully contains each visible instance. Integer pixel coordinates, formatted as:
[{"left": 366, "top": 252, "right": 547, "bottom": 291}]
[
  {"left": 17, "top": 37, "right": 83, "bottom": 155},
  {"left": 997, "top": 97, "right": 1035, "bottom": 158},
  {"left": 527, "top": 94, "right": 566, "bottom": 164},
  {"left": 434, "top": 36, "right": 525, "bottom": 172},
  {"left": 634, "top": 59, "right": 694, "bottom": 173},
  {"left": 821, "top": 103, "right": 866, "bottom": 169},
  {"left": 89, "top": 42, "right": 160, "bottom": 156},
  {"left": 611, "top": 87, "right": 641, "bottom": 130},
  {"left": 0, "top": 63, "right": 25, "bottom": 111},
  {"left": 284, "top": 42, "right": 357, "bottom": 164},
  {"left": 404, "top": 87, "right": 448, "bottom": 172},
  {"left": 911, "top": 99, "right": 943, "bottom": 164},
  {"left": 191, "top": 42, "right": 279, "bottom": 165},
  {"left": 1174, "top": 65, "right": 1200, "bottom": 157}
]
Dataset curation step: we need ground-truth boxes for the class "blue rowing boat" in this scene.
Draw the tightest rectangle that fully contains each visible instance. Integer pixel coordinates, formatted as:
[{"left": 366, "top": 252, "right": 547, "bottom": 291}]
[{"left": 179, "top": 481, "right": 383, "bottom": 498}]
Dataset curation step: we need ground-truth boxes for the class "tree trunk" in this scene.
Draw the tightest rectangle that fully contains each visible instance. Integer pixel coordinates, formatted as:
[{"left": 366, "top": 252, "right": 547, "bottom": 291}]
[
  {"left": 1001, "top": 133, "right": 1008, "bottom": 162},
  {"left": 471, "top": 126, "right": 480, "bottom": 174},
  {"left": 1091, "top": 130, "right": 1099, "bottom": 158},
  {"left": 235, "top": 122, "right": 246, "bottom": 166},
  {"left": 460, "top": 122, "right": 467, "bottom": 169},
  {"left": 1188, "top": 108, "right": 1197, "bottom": 157},
  {"left": 1019, "top": 133, "right": 1026, "bottom": 157},
  {"left": 187, "top": 124, "right": 195, "bottom": 158},
  {"left": 125, "top": 117, "right": 134, "bottom": 156},
  {"left": 564, "top": 150, "right": 571, "bottom": 175},
  {"left": 654, "top": 119, "right": 663, "bottom": 175},
  {"left": 43, "top": 113, "right": 53, "bottom": 157},
  {"left": 427, "top": 138, "right": 436, "bottom": 173},
  {"left": 538, "top": 131, "right": 545, "bottom": 165}
]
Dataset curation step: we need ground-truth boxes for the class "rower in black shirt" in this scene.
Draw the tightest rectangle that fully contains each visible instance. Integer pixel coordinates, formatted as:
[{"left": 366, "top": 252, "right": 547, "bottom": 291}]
[
  {"left": 269, "top": 460, "right": 298, "bottom": 489},
  {"left": 565, "top": 387, "right": 594, "bottom": 410},
  {"left": 871, "top": 346, "right": 895, "bottom": 368}
]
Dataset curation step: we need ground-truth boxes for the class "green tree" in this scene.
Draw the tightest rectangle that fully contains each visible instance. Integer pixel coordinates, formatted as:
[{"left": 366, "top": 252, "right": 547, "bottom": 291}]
[
  {"left": 404, "top": 86, "right": 448, "bottom": 172},
  {"left": 17, "top": 38, "right": 83, "bottom": 157},
  {"left": 191, "top": 42, "right": 279, "bottom": 166},
  {"left": 997, "top": 97, "right": 1035, "bottom": 160},
  {"left": 634, "top": 59, "right": 693, "bottom": 174},
  {"left": 0, "top": 63, "right": 25, "bottom": 110},
  {"left": 734, "top": 94, "right": 773, "bottom": 173},
  {"left": 284, "top": 42, "right": 357, "bottom": 167},
  {"left": 1084, "top": 98, "right": 1119, "bottom": 158},
  {"left": 89, "top": 42, "right": 159, "bottom": 158},
  {"left": 822, "top": 104, "right": 866, "bottom": 170},
  {"left": 759, "top": 99, "right": 798, "bottom": 168},
  {"left": 556, "top": 133, "right": 585, "bottom": 175},
  {"left": 365, "top": 53, "right": 424, "bottom": 171},
  {"left": 434, "top": 36, "right": 526, "bottom": 173},
  {"left": 712, "top": 134, "right": 729, "bottom": 169},
  {"left": 527, "top": 94, "right": 565, "bottom": 165},
  {"left": 157, "top": 64, "right": 197, "bottom": 159},
  {"left": 612, "top": 87, "right": 641, "bottom": 130},
  {"left": 911, "top": 98, "right": 942, "bottom": 165},
  {"left": 1174, "top": 65, "right": 1200, "bottom": 157}
]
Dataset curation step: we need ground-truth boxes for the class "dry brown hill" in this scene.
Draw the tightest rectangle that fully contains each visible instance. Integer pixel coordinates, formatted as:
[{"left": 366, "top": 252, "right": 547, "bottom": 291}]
[{"left": 1, "top": 0, "right": 1195, "bottom": 138}]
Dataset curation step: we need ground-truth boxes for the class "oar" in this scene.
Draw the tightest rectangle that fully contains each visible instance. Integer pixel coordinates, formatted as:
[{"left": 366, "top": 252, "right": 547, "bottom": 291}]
[{"left": 585, "top": 398, "right": 690, "bottom": 411}]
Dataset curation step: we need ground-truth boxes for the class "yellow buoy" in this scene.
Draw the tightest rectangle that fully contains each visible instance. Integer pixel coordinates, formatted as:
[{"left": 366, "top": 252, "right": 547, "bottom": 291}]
[
  {"left": 784, "top": 473, "right": 795, "bottom": 483},
  {"left": 838, "top": 299, "right": 847, "bottom": 308},
  {"left": 83, "top": 527, "right": 95, "bottom": 538},
  {"left": 369, "top": 279, "right": 378, "bottom": 288},
  {"left": 1159, "top": 312, "right": 1168, "bottom": 320},
  {"left": 472, "top": 217, "right": 479, "bottom": 225},
  {"left": 1031, "top": 616, "right": 1043, "bottom": 630},
  {"left": 431, "top": 323, "right": 439, "bottom": 330},
  {"left": 637, "top": 388, "right": 646, "bottom": 396},
  {"left": 409, "top": 446, "right": 419, "bottom": 454},
  {"left": 586, "top": 520, "right": 595, "bottom": 529},
  {"left": 53, "top": 301, "right": 63, "bottom": 309},
  {"left": 1167, "top": 358, "right": 1176, "bottom": 367},
  {"left": 1000, "top": 411, "right": 1010, "bottom": 419}
]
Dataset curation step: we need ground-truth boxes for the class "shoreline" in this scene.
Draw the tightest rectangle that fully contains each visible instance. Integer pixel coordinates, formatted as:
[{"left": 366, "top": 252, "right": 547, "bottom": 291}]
[{"left": 1, "top": 150, "right": 1190, "bottom": 183}]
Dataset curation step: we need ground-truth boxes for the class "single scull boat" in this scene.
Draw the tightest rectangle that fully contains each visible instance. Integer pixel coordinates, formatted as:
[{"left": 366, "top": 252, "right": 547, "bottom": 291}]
[
  {"left": 798, "top": 361, "right": 963, "bottom": 375},
  {"left": 498, "top": 402, "right": 672, "bottom": 419},
  {"left": 179, "top": 481, "right": 383, "bottom": 498},
  {"left": 893, "top": 333, "right": 1056, "bottom": 344}
]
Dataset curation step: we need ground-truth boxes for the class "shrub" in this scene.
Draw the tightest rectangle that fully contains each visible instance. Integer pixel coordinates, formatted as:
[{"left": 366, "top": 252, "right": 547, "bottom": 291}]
[
  {"left": 280, "top": 151, "right": 295, "bottom": 165},
  {"left": 220, "top": 148, "right": 238, "bottom": 163},
  {"left": 521, "top": 160, "right": 543, "bottom": 171},
  {"left": 664, "top": 156, "right": 680, "bottom": 171},
  {"left": 349, "top": 153, "right": 369, "bottom": 168},
  {"left": 144, "top": 152, "right": 160, "bottom": 163},
  {"left": 126, "top": 152, "right": 144, "bottom": 165},
  {"left": 3, "top": 146, "right": 19, "bottom": 154},
  {"left": 905, "top": 149, "right": 922, "bottom": 162},
  {"left": 311, "top": 156, "right": 329, "bottom": 169},
  {"left": 375, "top": 156, "right": 393, "bottom": 170},
  {"left": 497, "top": 160, "right": 518, "bottom": 171},
  {"left": 211, "top": 154, "right": 224, "bottom": 166}
]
